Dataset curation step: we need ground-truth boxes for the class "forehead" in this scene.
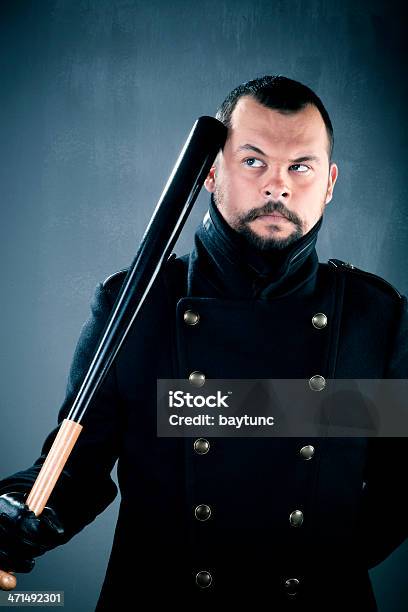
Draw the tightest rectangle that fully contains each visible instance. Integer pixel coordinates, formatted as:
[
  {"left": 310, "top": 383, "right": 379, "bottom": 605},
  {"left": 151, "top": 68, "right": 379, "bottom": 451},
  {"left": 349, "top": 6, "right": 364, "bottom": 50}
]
[{"left": 228, "top": 96, "right": 329, "bottom": 154}]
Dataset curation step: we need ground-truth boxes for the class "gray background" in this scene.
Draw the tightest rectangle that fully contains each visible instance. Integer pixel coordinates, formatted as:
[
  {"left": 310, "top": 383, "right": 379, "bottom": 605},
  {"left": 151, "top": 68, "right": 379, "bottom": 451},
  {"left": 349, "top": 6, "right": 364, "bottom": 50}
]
[{"left": 0, "top": 0, "right": 406, "bottom": 610}]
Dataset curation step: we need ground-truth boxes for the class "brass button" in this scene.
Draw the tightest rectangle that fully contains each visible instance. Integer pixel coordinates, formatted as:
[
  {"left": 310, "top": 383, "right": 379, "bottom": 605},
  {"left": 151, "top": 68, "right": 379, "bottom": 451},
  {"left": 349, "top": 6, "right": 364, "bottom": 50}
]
[
  {"left": 189, "top": 371, "right": 205, "bottom": 387},
  {"left": 289, "top": 510, "right": 304, "bottom": 527},
  {"left": 194, "top": 504, "right": 211, "bottom": 521},
  {"left": 312, "top": 313, "right": 327, "bottom": 329},
  {"left": 284, "top": 577, "right": 300, "bottom": 596},
  {"left": 194, "top": 438, "right": 210, "bottom": 455},
  {"left": 184, "top": 310, "right": 200, "bottom": 326},
  {"left": 309, "top": 375, "right": 326, "bottom": 391},
  {"left": 299, "top": 445, "right": 315, "bottom": 460},
  {"left": 195, "top": 570, "right": 212, "bottom": 588}
]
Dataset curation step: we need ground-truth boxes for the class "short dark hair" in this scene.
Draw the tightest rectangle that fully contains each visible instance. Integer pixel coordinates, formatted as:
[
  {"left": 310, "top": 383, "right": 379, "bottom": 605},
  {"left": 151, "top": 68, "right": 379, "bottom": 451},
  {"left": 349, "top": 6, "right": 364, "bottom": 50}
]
[{"left": 216, "top": 75, "right": 334, "bottom": 160}]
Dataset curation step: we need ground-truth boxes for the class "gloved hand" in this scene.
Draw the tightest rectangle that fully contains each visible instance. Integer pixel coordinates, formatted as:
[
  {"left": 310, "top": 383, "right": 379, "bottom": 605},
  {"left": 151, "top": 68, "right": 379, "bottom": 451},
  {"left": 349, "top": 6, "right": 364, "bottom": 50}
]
[{"left": 0, "top": 492, "right": 65, "bottom": 574}]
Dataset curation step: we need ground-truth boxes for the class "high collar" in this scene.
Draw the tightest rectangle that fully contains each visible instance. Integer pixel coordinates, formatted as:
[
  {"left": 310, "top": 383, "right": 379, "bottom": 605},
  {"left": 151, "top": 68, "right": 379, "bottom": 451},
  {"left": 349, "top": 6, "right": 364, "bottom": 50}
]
[{"left": 187, "top": 197, "right": 322, "bottom": 299}]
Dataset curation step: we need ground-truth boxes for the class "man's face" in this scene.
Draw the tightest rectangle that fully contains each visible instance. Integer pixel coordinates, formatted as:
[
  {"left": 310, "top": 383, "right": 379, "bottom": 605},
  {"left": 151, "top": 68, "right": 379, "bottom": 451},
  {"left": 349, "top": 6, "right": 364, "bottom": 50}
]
[{"left": 204, "top": 96, "right": 338, "bottom": 250}]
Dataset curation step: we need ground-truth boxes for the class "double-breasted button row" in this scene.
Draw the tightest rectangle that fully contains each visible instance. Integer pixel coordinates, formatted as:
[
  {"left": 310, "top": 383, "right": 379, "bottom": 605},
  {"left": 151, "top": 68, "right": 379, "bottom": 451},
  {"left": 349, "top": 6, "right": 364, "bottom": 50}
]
[
  {"left": 190, "top": 371, "right": 326, "bottom": 391},
  {"left": 185, "top": 306, "right": 317, "bottom": 596}
]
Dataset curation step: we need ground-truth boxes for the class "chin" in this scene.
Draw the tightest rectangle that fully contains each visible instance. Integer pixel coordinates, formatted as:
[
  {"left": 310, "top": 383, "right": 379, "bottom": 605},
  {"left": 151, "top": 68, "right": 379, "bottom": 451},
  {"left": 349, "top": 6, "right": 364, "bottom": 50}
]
[
  {"left": 256, "top": 228, "right": 292, "bottom": 241},
  {"left": 260, "top": 226, "right": 289, "bottom": 235},
  {"left": 239, "top": 224, "right": 304, "bottom": 251}
]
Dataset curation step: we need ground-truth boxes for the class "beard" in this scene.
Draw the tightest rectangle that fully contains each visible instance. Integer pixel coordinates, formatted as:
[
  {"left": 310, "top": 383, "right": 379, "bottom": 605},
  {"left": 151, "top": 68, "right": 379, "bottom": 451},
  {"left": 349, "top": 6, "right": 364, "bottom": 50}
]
[{"left": 212, "top": 190, "right": 307, "bottom": 251}]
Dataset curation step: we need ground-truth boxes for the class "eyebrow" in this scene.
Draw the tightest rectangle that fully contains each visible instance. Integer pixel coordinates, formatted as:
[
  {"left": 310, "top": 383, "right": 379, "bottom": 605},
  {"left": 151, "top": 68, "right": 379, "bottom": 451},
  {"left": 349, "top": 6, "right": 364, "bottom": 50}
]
[{"left": 235, "top": 144, "right": 321, "bottom": 164}]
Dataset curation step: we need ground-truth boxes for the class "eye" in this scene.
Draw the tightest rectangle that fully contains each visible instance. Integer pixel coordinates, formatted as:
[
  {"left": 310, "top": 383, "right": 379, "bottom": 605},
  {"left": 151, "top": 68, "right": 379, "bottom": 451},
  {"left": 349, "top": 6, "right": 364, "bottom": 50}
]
[
  {"left": 243, "top": 157, "right": 265, "bottom": 168},
  {"left": 290, "top": 163, "right": 310, "bottom": 173}
]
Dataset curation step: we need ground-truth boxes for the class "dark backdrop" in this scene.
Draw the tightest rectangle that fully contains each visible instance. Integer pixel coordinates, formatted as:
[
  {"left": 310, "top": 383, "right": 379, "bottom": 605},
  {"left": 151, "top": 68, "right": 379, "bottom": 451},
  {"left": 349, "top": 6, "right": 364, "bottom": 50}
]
[{"left": 0, "top": 1, "right": 406, "bottom": 610}]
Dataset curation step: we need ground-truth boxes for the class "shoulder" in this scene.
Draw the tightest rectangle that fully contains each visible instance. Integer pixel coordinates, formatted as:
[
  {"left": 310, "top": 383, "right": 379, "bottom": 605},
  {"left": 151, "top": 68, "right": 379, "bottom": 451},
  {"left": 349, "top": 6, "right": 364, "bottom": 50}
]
[{"left": 323, "top": 258, "right": 403, "bottom": 302}]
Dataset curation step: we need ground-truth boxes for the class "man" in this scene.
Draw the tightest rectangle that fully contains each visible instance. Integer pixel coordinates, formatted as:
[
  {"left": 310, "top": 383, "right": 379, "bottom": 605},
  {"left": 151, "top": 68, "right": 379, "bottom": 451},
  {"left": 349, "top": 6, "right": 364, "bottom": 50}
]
[{"left": 0, "top": 76, "right": 407, "bottom": 610}]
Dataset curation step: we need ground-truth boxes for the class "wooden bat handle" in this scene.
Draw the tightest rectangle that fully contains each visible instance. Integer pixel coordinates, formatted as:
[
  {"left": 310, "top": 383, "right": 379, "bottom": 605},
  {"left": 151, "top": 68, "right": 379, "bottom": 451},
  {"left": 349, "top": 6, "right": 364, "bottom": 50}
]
[{"left": 0, "top": 418, "right": 83, "bottom": 590}]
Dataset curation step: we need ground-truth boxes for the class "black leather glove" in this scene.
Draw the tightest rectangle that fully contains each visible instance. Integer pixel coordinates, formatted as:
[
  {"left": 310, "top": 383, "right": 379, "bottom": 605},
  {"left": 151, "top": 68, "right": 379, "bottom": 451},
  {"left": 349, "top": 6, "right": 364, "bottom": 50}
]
[{"left": 0, "top": 492, "right": 65, "bottom": 574}]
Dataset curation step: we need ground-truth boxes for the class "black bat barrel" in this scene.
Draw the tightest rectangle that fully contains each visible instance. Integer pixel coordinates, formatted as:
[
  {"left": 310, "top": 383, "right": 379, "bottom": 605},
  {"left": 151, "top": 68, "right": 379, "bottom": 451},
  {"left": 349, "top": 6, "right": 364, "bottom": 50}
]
[{"left": 67, "top": 116, "right": 227, "bottom": 424}]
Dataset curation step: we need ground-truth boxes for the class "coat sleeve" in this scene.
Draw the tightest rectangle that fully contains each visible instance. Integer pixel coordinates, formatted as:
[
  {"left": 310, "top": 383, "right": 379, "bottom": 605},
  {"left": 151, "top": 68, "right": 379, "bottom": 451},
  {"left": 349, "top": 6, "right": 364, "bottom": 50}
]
[
  {"left": 0, "top": 280, "right": 122, "bottom": 543},
  {"left": 361, "top": 294, "right": 408, "bottom": 568}
]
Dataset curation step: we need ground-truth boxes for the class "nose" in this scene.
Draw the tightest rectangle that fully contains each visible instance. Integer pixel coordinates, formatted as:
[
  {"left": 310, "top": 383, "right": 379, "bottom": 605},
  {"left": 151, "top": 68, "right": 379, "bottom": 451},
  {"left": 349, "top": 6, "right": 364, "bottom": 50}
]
[{"left": 262, "top": 171, "right": 290, "bottom": 200}]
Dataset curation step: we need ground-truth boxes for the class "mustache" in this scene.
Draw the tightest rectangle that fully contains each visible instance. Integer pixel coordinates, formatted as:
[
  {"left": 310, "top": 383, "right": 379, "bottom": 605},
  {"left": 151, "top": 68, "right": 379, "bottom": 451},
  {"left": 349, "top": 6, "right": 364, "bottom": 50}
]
[{"left": 240, "top": 201, "right": 302, "bottom": 227}]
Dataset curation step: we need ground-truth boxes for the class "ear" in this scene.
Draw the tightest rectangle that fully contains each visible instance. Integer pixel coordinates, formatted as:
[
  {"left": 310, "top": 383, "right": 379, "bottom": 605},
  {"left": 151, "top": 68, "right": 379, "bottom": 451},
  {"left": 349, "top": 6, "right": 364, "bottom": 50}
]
[
  {"left": 204, "top": 165, "right": 216, "bottom": 193},
  {"left": 325, "top": 162, "right": 338, "bottom": 204}
]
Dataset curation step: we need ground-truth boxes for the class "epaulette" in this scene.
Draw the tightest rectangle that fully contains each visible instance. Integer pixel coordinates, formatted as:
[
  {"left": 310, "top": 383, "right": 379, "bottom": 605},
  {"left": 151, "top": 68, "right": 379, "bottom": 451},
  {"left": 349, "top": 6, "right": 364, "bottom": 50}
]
[
  {"left": 101, "top": 252, "right": 180, "bottom": 290},
  {"left": 102, "top": 268, "right": 128, "bottom": 289},
  {"left": 327, "top": 258, "right": 402, "bottom": 300}
]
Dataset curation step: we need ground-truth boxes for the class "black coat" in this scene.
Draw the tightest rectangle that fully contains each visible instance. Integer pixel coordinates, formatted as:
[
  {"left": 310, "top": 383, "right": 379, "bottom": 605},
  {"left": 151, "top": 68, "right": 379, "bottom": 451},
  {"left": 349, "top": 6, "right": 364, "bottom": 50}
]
[{"left": 1, "top": 203, "right": 407, "bottom": 611}]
